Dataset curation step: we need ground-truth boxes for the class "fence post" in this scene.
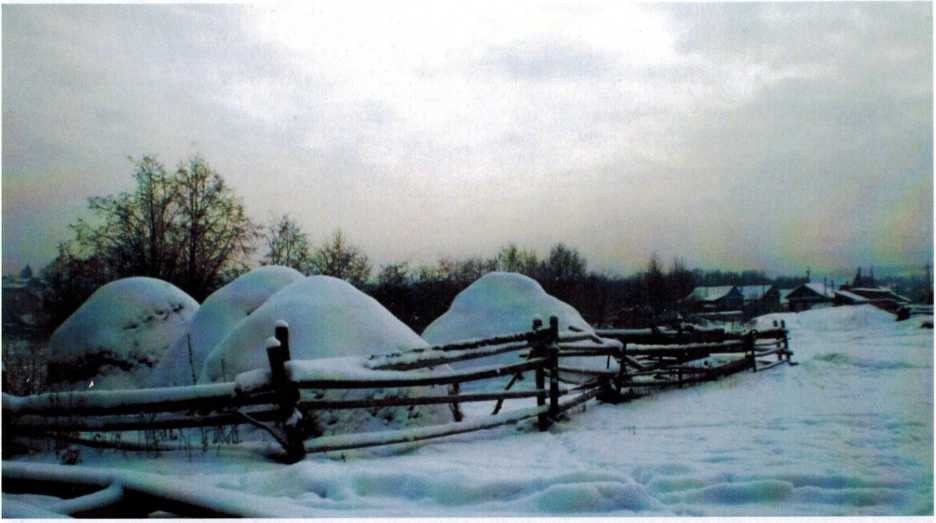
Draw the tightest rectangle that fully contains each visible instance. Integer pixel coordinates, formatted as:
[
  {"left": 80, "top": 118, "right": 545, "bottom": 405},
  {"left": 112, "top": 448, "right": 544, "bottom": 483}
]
[
  {"left": 745, "top": 330, "right": 757, "bottom": 373},
  {"left": 269, "top": 323, "right": 306, "bottom": 463},
  {"left": 548, "top": 316, "right": 560, "bottom": 422},
  {"left": 532, "top": 318, "right": 548, "bottom": 431}
]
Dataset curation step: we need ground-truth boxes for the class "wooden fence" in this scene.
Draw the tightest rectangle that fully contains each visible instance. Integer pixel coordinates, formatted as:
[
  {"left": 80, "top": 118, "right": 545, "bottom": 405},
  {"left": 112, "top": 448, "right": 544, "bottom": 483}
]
[{"left": 3, "top": 317, "right": 793, "bottom": 466}]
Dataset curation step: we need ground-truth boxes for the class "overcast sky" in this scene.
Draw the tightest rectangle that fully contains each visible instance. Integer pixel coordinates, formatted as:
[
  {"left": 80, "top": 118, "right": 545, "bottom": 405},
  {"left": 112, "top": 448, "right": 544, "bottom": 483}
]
[{"left": 2, "top": 2, "right": 932, "bottom": 278}]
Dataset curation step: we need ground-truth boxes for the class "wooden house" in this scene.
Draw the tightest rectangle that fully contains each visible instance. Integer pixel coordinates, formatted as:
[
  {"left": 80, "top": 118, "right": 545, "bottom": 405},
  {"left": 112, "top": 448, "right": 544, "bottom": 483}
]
[
  {"left": 786, "top": 283, "right": 835, "bottom": 311},
  {"left": 680, "top": 286, "right": 743, "bottom": 313}
]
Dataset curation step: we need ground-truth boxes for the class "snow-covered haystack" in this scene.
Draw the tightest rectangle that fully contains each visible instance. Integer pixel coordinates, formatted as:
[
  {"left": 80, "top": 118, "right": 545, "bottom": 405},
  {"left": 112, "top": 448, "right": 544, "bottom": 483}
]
[
  {"left": 47, "top": 277, "right": 198, "bottom": 391},
  {"left": 423, "top": 272, "right": 593, "bottom": 343},
  {"left": 149, "top": 266, "right": 304, "bottom": 387},
  {"left": 422, "top": 272, "right": 620, "bottom": 372},
  {"left": 201, "top": 276, "right": 429, "bottom": 381},
  {"left": 201, "top": 275, "right": 452, "bottom": 437}
]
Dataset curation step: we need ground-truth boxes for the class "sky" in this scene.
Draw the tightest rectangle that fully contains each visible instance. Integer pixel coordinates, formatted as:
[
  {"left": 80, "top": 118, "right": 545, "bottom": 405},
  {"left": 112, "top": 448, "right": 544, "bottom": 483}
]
[{"left": 2, "top": 2, "right": 933, "bottom": 278}]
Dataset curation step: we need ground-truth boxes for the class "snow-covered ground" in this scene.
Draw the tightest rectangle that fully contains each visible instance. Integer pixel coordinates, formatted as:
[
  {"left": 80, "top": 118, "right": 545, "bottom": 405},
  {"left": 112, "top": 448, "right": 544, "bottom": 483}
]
[{"left": 7, "top": 305, "right": 932, "bottom": 516}]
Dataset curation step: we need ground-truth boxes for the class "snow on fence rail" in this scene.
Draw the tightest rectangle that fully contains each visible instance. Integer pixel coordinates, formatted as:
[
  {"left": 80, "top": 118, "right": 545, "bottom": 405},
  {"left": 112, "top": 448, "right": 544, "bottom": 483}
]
[{"left": 3, "top": 316, "right": 793, "bottom": 467}]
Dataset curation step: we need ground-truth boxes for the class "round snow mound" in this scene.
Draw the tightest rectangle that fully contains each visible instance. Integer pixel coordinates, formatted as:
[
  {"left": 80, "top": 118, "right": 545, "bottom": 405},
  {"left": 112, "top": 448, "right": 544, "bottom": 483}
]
[
  {"left": 421, "top": 272, "right": 619, "bottom": 375},
  {"left": 48, "top": 277, "right": 199, "bottom": 390},
  {"left": 422, "top": 272, "right": 595, "bottom": 344},
  {"left": 149, "top": 265, "right": 304, "bottom": 387},
  {"left": 200, "top": 275, "right": 429, "bottom": 382}
]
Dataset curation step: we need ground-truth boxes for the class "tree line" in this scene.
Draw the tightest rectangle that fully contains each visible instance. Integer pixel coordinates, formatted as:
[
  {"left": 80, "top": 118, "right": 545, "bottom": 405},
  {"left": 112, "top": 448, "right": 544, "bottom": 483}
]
[{"left": 41, "top": 153, "right": 918, "bottom": 334}]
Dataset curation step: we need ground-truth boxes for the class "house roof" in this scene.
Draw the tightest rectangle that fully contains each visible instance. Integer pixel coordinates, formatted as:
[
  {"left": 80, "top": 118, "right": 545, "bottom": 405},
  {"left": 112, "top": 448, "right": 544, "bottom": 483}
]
[
  {"left": 835, "top": 290, "right": 869, "bottom": 303},
  {"left": 849, "top": 287, "right": 912, "bottom": 303},
  {"left": 682, "top": 286, "right": 737, "bottom": 303},
  {"left": 738, "top": 285, "right": 772, "bottom": 301},
  {"left": 778, "top": 288, "right": 796, "bottom": 304},
  {"left": 789, "top": 283, "right": 836, "bottom": 300}
]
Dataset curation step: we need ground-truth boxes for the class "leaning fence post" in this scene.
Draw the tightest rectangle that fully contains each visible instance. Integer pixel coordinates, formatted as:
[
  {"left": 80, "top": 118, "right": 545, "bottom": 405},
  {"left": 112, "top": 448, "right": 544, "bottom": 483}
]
[
  {"left": 269, "top": 322, "right": 306, "bottom": 463},
  {"left": 548, "top": 316, "right": 560, "bottom": 422}
]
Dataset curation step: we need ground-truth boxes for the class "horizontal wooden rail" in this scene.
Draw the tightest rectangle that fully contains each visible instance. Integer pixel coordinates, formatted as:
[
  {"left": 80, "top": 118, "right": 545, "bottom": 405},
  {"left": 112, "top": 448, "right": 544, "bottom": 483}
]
[
  {"left": 305, "top": 404, "right": 548, "bottom": 454},
  {"left": 300, "top": 389, "right": 547, "bottom": 410},
  {"left": 294, "top": 358, "right": 546, "bottom": 389},
  {"left": 1, "top": 382, "right": 268, "bottom": 417},
  {"left": 391, "top": 329, "right": 546, "bottom": 355},
  {"left": 367, "top": 342, "right": 531, "bottom": 371},
  {"left": 10, "top": 407, "right": 281, "bottom": 433}
]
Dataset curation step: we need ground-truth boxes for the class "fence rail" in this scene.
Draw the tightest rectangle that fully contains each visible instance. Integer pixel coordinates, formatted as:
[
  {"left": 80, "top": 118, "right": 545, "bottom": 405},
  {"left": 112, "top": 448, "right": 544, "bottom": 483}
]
[{"left": 3, "top": 315, "right": 793, "bottom": 468}]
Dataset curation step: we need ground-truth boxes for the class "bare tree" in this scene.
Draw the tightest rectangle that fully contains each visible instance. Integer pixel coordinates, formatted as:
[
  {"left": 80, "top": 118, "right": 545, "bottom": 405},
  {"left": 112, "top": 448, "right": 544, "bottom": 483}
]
[
  {"left": 262, "top": 214, "right": 314, "bottom": 273},
  {"left": 73, "top": 156, "right": 180, "bottom": 281},
  {"left": 310, "top": 229, "right": 371, "bottom": 287},
  {"left": 54, "top": 155, "right": 257, "bottom": 304},
  {"left": 173, "top": 157, "right": 258, "bottom": 300}
]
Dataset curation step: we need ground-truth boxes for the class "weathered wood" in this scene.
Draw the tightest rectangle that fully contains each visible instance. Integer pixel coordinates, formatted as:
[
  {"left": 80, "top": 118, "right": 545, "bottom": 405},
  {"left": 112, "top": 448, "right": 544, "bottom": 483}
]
[
  {"left": 548, "top": 316, "right": 560, "bottom": 421},
  {"left": 555, "top": 385, "right": 602, "bottom": 414},
  {"left": 305, "top": 404, "right": 548, "bottom": 454},
  {"left": 369, "top": 343, "right": 531, "bottom": 371},
  {"left": 491, "top": 372, "right": 524, "bottom": 415},
  {"left": 302, "top": 390, "right": 547, "bottom": 410},
  {"left": 11, "top": 407, "right": 282, "bottom": 433},
  {"left": 391, "top": 328, "right": 546, "bottom": 355},
  {"left": 295, "top": 358, "right": 547, "bottom": 389},
  {"left": 271, "top": 324, "right": 306, "bottom": 463},
  {"left": 1, "top": 383, "right": 273, "bottom": 417}
]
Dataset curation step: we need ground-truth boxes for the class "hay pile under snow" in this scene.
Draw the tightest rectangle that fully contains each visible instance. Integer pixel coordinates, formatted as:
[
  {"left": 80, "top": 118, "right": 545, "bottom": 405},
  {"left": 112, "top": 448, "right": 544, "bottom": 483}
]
[{"left": 48, "top": 277, "right": 198, "bottom": 390}]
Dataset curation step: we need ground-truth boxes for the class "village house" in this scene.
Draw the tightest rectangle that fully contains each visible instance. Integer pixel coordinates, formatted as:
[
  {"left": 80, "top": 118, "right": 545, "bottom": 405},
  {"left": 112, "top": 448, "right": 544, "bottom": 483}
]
[
  {"left": 680, "top": 286, "right": 744, "bottom": 313},
  {"left": 786, "top": 282, "right": 836, "bottom": 311}
]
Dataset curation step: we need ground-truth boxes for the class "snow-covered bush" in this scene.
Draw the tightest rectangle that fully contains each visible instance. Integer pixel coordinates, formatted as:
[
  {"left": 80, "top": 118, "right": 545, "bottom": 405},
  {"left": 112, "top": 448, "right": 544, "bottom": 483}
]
[
  {"left": 47, "top": 277, "right": 198, "bottom": 390},
  {"left": 148, "top": 265, "right": 304, "bottom": 387}
]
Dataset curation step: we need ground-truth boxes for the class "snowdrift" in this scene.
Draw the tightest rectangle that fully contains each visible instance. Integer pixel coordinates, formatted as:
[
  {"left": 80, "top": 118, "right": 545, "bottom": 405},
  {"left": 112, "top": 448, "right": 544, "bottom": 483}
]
[
  {"left": 753, "top": 304, "right": 895, "bottom": 333},
  {"left": 201, "top": 275, "right": 451, "bottom": 436},
  {"left": 149, "top": 266, "right": 304, "bottom": 387},
  {"left": 47, "top": 277, "right": 198, "bottom": 390},
  {"left": 422, "top": 272, "right": 620, "bottom": 372}
]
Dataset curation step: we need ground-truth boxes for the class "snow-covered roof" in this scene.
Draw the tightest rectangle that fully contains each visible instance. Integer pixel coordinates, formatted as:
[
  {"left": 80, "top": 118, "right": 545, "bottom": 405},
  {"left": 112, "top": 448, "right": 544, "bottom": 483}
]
[
  {"left": 834, "top": 290, "right": 869, "bottom": 303},
  {"left": 799, "top": 283, "right": 836, "bottom": 299},
  {"left": 849, "top": 287, "right": 912, "bottom": 303},
  {"left": 778, "top": 288, "right": 796, "bottom": 304},
  {"left": 738, "top": 285, "right": 772, "bottom": 301},
  {"left": 682, "top": 286, "right": 737, "bottom": 303}
]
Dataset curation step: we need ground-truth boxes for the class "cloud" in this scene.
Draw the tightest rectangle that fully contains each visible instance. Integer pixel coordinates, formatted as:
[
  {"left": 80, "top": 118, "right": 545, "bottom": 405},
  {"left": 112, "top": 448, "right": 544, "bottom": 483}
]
[{"left": 2, "top": 3, "right": 931, "bottom": 276}]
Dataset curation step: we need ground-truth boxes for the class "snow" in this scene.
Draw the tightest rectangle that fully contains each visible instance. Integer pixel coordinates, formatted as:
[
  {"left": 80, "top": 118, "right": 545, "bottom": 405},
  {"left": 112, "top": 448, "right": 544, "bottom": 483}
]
[
  {"left": 421, "top": 272, "right": 619, "bottom": 374},
  {"left": 801, "top": 282, "right": 836, "bottom": 299},
  {"left": 423, "top": 273, "right": 593, "bottom": 343},
  {"left": 200, "top": 275, "right": 428, "bottom": 382},
  {"left": 10, "top": 304, "right": 932, "bottom": 516},
  {"left": 197, "top": 275, "right": 451, "bottom": 437},
  {"left": 149, "top": 266, "right": 303, "bottom": 387},
  {"left": 47, "top": 277, "right": 198, "bottom": 391},
  {"left": 682, "top": 285, "right": 736, "bottom": 303}
]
